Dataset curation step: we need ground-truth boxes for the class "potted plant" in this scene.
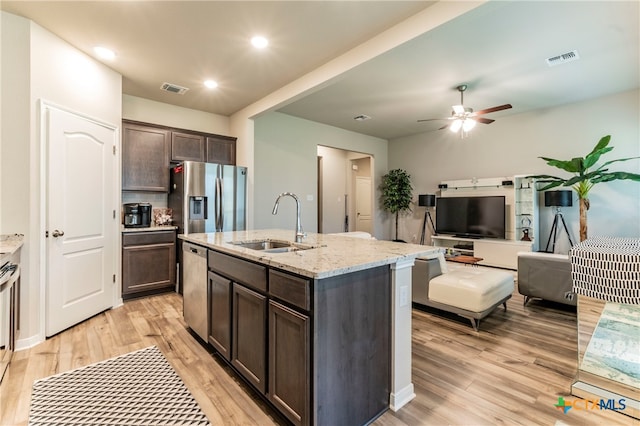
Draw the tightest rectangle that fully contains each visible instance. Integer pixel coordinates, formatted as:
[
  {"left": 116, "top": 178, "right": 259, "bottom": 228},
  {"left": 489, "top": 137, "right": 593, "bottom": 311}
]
[
  {"left": 530, "top": 135, "right": 640, "bottom": 241},
  {"left": 380, "top": 169, "right": 413, "bottom": 242}
]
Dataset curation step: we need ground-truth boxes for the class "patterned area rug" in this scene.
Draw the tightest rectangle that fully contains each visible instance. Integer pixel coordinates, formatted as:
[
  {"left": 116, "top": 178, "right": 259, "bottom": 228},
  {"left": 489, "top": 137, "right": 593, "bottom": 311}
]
[{"left": 29, "top": 346, "right": 210, "bottom": 425}]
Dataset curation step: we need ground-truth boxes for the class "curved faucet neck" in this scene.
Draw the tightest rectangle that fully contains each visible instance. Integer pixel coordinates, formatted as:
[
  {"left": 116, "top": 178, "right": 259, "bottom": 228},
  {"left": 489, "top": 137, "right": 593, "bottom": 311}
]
[{"left": 272, "top": 192, "right": 305, "bottom": 243}]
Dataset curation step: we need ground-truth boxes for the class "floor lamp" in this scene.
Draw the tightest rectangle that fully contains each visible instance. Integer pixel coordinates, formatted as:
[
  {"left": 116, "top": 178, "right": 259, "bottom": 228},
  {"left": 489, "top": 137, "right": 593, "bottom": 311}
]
[
  {"left": 544, "top": 190, "right": 574, "bottom": 253},
  {"left": 419, "top": 194, "right": 436, "bottom": 245}
]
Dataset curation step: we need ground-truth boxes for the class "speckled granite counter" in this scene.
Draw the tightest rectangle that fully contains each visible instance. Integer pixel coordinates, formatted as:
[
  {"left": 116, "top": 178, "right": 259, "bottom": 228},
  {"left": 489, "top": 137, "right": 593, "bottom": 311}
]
[
  {"left": 179, "top": 229, "right": 440, "bottom": 279},
  {"left": 0, "top": 234, "right": 24, "bottom": 258},
  {"left": 121, "top": 225, "right": 177, "bottom": 233}
]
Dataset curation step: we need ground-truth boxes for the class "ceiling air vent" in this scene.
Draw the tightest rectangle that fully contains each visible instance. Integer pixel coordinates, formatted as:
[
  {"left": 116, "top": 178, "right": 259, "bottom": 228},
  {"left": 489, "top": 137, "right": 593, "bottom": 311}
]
[
  {"left": 160, "top": 82, "right": 189, "bottom": 95},
  {"left": 546, "top": 50, "right": 580, "bottom": 67},
  {"left": 353, "top": 114, "right": 371, "bottom": 121}
]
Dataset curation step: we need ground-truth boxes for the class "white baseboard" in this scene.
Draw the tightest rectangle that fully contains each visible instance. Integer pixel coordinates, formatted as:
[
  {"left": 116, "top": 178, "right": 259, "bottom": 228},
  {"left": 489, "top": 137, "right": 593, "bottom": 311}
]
[
  {"left": 15, "top": 332, "right": 45, "bottom": 351},
  {"left": 389, "top": 383, "right": 416, "bottom": 412}
]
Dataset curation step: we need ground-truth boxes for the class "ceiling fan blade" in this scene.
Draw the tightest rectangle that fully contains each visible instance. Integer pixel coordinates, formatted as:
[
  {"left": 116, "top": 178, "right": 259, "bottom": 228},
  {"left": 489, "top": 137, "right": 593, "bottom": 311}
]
[
  {"left": 438, "top": 124, "right": 450, "bottom": 130},
  {"left": 452, "top": 104, "right": 465, "bottom": 114},
  {"left": 474, "top": 117, "right": 495, "bottom": 125},
  {"left": 474, "top": 104, "right": 512, "bottom": 115}
]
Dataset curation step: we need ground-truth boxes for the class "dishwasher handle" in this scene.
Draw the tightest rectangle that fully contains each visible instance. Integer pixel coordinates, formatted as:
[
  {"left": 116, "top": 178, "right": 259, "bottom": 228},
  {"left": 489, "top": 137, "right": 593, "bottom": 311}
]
[{"left": 183, "top": 242, "right": 207, "bottom": 258}]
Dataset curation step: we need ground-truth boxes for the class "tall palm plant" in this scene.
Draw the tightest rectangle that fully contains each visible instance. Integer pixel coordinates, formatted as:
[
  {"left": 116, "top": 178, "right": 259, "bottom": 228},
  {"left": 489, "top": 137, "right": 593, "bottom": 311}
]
[{"left": 530, "top": 135, "right": 640, "bottom": 241}]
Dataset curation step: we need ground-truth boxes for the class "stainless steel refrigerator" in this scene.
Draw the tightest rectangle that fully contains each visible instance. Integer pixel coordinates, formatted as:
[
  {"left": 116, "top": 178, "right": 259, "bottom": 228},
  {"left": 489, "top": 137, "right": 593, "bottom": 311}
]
[
  {"left": 169, "top": 161, "right": 247, "bottom": 234},
  {"left": 169, "top": 161, "right": 247, "bottom": 296}
]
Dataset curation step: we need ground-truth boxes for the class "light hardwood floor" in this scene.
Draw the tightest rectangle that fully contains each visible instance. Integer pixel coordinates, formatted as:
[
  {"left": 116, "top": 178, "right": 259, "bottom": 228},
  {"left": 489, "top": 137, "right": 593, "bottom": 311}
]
[{"left": 1, "top": 287, "right": 638, "bottom": 425}]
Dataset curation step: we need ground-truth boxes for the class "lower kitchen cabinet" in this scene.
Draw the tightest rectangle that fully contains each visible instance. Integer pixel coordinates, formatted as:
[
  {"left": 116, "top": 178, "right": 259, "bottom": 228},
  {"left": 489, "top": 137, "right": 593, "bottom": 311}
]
[
  {"left": 207, "top": 271, "right": 231, "bottom": 361},
  {"left": 268, "top": 300, "right": 310, "bottom": 426},
  {"left": 122, "top": 230, "right": 176, "bottom": 299},
  {"left": 201, "top": 246, "right": 390, "bottom": 426},
  {"left": 232, "top": 283, "right": 267, "bottom": 393}
]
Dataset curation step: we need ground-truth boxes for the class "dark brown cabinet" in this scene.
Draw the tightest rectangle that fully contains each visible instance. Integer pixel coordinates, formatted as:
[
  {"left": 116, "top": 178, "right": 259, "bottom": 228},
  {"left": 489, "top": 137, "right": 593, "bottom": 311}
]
[
  {"left": 122, "top": 122, "right": 170, "bottom": 192},
  {"left": 122, "top": 120, "right": 237, "bottom": 193},
  {"left": 206, "top": 135, "right": 236, "bottom": 165},
  {"left": 232, "top": 283, "right": 267, "bottom": 393},
  {"left": 171, "top": 131, "right": 205, "bottom": 162},
  {"left": 207, "top": 271, "right": 231, "bottom": 361},
  {"left": 268, "top": 300, "right": 310, "bottom": 426},
  {"left": 201, "top": 246, "right": 390, "bottom": 426},
  {"left": 208, "top": 250, "right": 267, "bottom": 391},
  {"left": 122, "top": 230, "right": 176, "bottom": 298}
]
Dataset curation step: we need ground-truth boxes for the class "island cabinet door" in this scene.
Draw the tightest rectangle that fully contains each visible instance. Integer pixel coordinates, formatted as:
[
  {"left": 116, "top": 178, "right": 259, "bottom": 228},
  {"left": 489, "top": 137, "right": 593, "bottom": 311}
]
[
  {"left": 208, "top": 271, "right": 231, "bottom": 361},
  {"left": 268, "top": 300, "right": 310, "bottom": 426},
  {"left": 231, "top": 283, "right": 267, "bottom": 393}
]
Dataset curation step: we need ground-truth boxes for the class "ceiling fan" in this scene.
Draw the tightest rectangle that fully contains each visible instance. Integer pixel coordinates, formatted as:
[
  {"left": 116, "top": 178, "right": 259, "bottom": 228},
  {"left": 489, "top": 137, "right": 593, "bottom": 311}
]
[{"left": 418, "top": 84, "right": 512, "bottom": 136}]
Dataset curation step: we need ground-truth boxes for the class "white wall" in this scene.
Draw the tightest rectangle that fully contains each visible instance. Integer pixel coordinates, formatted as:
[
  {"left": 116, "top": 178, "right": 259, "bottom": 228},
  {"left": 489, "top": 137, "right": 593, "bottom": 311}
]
[
  {"left": 317, "top": 146, "right": 349, "bottom": 233},
  {"left": 1, "top": 13, "right": 30, "bottom": 236},
  {"left": 230, "top": 2, "right": 482, "bottom": 232},
  {"left": 253, "top": 112, "right": 390, "bottom": 239},
  {"left": 1, "top": 12, "right": 122, "bottom": 345},
  {"left": 122, "top": 94, "right": 229, "bottom": 135},
  {"left": 390, "top": 89, "right": 640, "bottom": 250}
]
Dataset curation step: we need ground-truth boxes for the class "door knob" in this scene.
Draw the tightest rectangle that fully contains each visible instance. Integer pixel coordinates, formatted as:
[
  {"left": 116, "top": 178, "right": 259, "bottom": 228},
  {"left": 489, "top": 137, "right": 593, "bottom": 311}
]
[{"left": 52, "top": 230, "right": 65, "bottom": 237}]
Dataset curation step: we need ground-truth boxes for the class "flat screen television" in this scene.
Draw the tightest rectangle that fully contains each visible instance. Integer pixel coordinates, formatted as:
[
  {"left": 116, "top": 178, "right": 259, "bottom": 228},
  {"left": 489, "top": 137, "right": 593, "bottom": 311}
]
[{"left": 436, "top": 195, "right": 506, "bottom": 239}]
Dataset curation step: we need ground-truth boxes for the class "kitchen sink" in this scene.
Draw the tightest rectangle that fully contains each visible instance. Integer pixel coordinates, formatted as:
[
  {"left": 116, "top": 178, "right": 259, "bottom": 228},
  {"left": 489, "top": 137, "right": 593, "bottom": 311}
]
[{"left": 229, "top": 239, "right": 318, "bottom": 253}]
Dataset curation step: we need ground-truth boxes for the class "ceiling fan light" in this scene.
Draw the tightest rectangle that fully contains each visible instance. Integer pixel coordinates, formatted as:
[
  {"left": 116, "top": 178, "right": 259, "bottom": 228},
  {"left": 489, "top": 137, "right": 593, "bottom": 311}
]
[
  {"left": 463, "top": 118, "right": 476, "bottom": 132},
  {"left": 450, "top": 119, "right": 463, "bottom": 133}
]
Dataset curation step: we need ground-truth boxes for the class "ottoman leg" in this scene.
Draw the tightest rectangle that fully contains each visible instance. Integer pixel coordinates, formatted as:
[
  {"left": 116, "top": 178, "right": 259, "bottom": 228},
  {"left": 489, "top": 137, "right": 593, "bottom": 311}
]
[{"left": 468, "top": 317, "right": 479, "bottom": 331}]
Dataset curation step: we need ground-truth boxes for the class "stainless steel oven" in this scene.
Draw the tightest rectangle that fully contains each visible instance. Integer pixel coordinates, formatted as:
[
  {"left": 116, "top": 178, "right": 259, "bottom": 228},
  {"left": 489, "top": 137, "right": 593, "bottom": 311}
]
[{"left": 0, "top": 260, "right": 20, "bottom": 383}]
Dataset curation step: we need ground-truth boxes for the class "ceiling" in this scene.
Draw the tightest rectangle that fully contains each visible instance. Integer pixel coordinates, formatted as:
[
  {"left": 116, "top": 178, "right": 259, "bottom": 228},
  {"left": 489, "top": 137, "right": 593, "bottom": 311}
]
[{"left": 2, "top": 1, "right": 639, "bottom": 140}]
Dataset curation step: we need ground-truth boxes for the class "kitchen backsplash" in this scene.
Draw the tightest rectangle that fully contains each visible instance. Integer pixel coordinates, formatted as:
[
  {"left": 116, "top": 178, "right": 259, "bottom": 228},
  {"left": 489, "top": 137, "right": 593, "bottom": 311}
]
[{"left": 121, "top": 192, "right": 168, "bottom": 209}]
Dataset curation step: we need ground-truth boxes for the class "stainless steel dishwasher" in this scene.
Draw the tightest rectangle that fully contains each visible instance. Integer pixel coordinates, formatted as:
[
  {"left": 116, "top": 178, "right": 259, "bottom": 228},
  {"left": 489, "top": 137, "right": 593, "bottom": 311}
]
[{"left": 182, "top": 242, "right": 208, "bottom": 341}]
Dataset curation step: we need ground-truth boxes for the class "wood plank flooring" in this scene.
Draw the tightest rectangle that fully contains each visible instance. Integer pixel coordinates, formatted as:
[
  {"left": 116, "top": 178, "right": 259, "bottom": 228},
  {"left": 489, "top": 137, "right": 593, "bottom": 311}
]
[{"left": 1, "top": 288, "right": 638, "bottom": 425}]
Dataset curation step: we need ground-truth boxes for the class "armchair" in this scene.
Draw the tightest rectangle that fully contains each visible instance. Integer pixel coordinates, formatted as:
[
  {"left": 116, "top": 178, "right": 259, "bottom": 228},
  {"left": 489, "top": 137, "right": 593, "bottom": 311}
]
[{"left": 517, "top": 251, "right": 576, "bottom": 306}]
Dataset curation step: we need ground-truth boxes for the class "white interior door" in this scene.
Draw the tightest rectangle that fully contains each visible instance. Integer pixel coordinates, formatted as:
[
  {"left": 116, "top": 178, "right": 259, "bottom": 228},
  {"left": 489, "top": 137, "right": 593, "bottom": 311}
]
[
  {"left": 45, "top": 105, "right": 116, "bottom": 337},
  {"left": 355, "top": 176, "right": 372, "bottom": 233}
]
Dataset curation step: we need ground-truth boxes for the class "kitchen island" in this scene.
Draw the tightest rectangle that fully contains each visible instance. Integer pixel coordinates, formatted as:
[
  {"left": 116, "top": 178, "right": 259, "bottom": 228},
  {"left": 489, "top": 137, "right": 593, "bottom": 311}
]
[{"left": 180, "top": 229, "right": 439, "bottom": 426}]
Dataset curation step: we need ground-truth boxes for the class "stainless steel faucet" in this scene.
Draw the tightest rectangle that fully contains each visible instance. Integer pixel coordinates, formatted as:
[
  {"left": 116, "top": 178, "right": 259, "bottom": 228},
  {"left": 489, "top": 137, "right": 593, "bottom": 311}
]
[{"left": 272, "top": 192, "right": 305, "bottom": 242}]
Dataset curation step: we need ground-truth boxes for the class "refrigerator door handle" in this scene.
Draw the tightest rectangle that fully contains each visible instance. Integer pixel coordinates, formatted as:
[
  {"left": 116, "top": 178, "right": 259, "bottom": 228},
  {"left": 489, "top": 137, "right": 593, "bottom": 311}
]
[{"left": 216, "top": 176, "right": 223, "bottom": 231}]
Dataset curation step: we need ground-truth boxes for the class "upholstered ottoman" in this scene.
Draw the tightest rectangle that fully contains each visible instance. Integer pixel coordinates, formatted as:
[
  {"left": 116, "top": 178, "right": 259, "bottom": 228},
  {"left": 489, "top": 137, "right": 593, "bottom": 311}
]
[{"left": 428, "top": 268, "right": 514, "bottom": 330}]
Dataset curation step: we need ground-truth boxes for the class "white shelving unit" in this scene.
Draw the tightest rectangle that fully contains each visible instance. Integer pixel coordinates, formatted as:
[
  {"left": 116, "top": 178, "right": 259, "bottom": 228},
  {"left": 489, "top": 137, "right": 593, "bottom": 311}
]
[
  {"left": 433, "top": 175, "right": 538, "bottom": 269},
  {"left": 513, "top": 175, "right": 539, "bottom": 252},
  {"left": 432, "top": 235, "right": 533, "bottom": 270}
]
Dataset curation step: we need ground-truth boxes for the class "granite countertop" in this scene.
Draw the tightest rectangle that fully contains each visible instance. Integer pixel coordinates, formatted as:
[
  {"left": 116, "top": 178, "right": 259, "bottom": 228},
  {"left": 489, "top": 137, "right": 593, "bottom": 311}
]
[
  {"left": 121, "top": 225, "right": 178, "bottom": 233},
  {"left": 180, "top": 229, "right": 440, "bottom": 279},
  {"left": 0, "top": 234, "right": 24, "bottom": 256}
]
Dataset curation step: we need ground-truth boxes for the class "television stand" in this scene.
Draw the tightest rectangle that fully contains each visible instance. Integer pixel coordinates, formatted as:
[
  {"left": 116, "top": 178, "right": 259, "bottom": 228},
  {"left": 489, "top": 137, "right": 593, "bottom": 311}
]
[
  {"left": 453, "top": 243, "right": 474, "bottom": 251},
  {"left": 432, "top": 235, "right": 533, "bottom": 270}
]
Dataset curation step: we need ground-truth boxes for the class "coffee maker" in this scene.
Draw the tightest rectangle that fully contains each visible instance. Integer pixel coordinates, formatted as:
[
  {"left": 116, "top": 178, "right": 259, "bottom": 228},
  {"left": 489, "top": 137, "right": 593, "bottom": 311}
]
[{"left": 123, "top": 203, "right": 152, "bottom": 228}]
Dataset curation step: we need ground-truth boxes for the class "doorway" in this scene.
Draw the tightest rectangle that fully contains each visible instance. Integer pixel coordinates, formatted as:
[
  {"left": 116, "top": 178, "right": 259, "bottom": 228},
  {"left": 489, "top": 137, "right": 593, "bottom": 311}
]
[{"left": 316, "top": 146, "right": 373, "bottom": 235}]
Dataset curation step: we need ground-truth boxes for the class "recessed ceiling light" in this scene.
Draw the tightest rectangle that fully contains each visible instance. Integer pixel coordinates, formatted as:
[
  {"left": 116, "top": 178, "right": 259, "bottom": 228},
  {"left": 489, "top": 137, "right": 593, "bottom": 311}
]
[
  {"left": 251, "top": 35, "right": 269, "bottom": 49},
  {"left": 204, "top": 80, "right": 218, "bottom": 89},
  {"left": 93, "top": 46, "right": 116, "bottom": 61}
]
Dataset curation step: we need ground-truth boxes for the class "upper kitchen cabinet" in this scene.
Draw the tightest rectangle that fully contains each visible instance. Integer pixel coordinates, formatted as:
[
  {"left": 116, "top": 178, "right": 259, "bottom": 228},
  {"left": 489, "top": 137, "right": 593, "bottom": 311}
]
[
  {"left": 122, "top": 121, "right": 170, "bottom": 192},
  {"left": 206, "top": 135, "right": 236, "bottom": 165},
  {"left": 171, "top": 131, "right": 205, "bottom": 163}
]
